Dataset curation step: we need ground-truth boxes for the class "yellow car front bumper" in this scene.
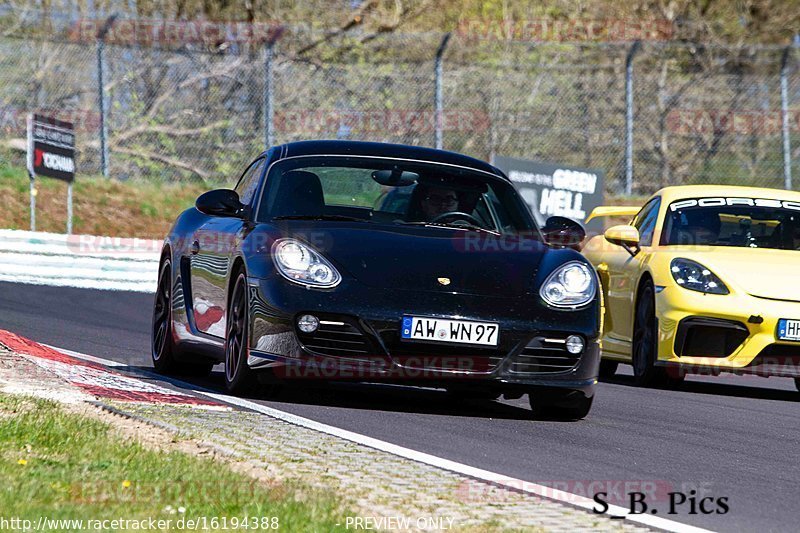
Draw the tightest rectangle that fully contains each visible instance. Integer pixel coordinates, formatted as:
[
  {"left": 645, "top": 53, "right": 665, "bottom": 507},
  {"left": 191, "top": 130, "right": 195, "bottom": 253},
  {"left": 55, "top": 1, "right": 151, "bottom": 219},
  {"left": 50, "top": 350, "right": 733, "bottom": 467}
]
[{"left": 656, "top": 285, "right": 800, "bottom": 377}]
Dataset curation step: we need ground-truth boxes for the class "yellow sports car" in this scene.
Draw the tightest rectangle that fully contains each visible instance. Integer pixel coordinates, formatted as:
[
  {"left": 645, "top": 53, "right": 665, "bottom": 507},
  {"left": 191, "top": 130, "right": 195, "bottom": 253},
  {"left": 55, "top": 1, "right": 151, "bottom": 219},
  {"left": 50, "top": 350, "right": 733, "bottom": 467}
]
[{"left": 582, "top": 185, "right": 800, "bottom": 391}]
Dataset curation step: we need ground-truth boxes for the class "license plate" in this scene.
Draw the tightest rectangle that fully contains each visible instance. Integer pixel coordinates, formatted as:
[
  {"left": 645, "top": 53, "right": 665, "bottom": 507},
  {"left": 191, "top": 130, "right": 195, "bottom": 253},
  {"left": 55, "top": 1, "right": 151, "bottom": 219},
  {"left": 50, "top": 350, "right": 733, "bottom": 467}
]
[
  {"left": 400, "top": 316, "right": 499, "bottom": 346},
  {"left": 778, "top": 319, "right": 800, "bottom": 341}
]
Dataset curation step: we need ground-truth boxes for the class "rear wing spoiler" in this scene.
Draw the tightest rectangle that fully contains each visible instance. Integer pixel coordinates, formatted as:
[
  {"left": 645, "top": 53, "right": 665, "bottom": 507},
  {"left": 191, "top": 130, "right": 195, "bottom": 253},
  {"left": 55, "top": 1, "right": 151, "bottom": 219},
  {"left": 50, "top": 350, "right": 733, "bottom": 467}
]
[{"left": 584, "top": 206, "right": 640, "bottom": 224}]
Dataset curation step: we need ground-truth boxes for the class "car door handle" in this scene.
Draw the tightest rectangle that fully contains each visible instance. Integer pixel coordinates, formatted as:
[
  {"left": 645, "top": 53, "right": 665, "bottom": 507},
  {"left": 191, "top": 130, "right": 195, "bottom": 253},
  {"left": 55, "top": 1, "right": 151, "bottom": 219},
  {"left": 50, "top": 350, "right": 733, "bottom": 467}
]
[{"left": 191, "top": 240, "right": 200, "bottom": 255}]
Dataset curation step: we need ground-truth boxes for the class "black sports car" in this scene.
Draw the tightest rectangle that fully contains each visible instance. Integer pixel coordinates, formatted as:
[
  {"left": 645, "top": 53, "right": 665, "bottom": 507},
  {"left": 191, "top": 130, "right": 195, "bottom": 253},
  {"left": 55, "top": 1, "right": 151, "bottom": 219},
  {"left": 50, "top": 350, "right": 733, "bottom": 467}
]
[{"left": 152, "top": 141, "right": 601, "bottom": 419}]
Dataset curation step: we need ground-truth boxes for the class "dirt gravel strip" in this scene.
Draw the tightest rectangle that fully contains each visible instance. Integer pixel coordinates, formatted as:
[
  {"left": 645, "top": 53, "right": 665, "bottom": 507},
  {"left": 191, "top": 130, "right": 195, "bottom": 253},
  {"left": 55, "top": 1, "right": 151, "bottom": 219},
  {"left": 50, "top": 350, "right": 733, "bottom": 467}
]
[{"left": 0, "top": 338, "right": 656, "bottom": 532}]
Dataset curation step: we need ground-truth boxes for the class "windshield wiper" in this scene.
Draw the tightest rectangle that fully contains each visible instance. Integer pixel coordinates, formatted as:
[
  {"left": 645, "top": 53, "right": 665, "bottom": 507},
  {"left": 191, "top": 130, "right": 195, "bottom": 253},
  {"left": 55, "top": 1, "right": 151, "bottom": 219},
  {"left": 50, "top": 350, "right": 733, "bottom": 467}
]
[
  {"left": 400, "top": 221, "right": 500, "bottom": 235},
  {"left": 273, "top": 215, "right": 367, "bottom": 222}
]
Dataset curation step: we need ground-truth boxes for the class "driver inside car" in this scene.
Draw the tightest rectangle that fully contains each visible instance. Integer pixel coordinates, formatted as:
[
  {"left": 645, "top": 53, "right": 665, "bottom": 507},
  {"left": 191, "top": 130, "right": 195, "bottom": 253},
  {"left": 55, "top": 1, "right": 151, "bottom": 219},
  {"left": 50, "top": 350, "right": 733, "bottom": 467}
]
[
  {"left": 419, "top": 186, "right": 460, "bottom": 222},
  {"left": 787, "top": 221, "right": 800, "bottom": 250},
  {"left": 676, "top": 210, "right": 721, "bottom": 246}
]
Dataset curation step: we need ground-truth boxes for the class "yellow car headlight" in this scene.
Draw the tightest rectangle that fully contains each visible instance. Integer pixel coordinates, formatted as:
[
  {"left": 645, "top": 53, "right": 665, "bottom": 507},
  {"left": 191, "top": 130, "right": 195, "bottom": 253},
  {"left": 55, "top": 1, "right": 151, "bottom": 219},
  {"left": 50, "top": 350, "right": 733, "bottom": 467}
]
[{"left": 670, "top": 258, "right": 729, "bottom": 295}]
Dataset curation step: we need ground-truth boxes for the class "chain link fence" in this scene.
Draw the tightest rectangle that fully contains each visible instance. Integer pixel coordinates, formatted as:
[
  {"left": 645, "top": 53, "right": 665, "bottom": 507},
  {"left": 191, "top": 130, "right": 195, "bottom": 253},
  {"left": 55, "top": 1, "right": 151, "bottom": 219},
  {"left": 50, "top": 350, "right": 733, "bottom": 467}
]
[{"left": 0, "top": 25, "right": 798, "bottom": 196}]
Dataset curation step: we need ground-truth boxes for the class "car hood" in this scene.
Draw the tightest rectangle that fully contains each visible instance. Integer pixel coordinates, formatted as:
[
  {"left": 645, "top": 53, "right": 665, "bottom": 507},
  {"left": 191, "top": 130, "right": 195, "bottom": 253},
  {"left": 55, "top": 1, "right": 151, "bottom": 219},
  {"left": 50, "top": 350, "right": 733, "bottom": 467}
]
[
  {"left": 672, "top": 247, "right": 800, "bottom": 302},
  {"left": 285, "top": 224, "right": 548, "bottom": 298}
]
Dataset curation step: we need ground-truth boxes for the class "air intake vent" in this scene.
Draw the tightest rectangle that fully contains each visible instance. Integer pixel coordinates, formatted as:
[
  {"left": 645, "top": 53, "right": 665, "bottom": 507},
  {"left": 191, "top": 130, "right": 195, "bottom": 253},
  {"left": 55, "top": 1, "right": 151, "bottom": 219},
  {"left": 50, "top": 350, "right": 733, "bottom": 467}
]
[
  {"left": 674, "top": 317, "right": 748, "bottom": 358},
  {"left": 298, "top": 320, "right": 374, "bottom": 360},
  {"left": 506, "top": 336, "right": 580, "bottom": 375}
]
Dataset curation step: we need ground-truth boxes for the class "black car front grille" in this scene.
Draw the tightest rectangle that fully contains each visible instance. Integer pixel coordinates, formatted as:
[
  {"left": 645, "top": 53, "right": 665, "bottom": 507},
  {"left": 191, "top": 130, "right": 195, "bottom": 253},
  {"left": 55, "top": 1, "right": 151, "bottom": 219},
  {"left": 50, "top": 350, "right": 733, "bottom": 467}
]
[
  {"left": 298, "top": 321, "right": 375, "bottom": 360},
  {"left": 505, "top": 336, "right": 581, "bottom": 375},
  {"left": 674, "top": 317, "right": 749, "bottom": 358}
]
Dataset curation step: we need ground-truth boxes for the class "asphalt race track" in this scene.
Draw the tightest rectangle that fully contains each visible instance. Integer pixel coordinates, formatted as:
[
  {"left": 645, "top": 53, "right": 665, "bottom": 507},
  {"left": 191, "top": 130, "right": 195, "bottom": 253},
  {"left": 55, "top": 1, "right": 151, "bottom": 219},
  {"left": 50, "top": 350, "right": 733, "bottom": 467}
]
[{"left": 1, "top": 280, "right": 797, "bottom": 533}]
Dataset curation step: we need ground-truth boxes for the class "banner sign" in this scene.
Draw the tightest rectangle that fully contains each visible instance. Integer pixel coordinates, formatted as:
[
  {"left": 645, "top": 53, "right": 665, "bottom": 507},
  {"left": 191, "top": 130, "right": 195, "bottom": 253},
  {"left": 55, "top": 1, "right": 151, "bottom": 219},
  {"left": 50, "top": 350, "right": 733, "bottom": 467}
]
[
  {"left": 28, "top": 114, "right": 76, "bottom": 182},
  {"left": 493, "top": 155, "right": 605, "bottom": 232}
]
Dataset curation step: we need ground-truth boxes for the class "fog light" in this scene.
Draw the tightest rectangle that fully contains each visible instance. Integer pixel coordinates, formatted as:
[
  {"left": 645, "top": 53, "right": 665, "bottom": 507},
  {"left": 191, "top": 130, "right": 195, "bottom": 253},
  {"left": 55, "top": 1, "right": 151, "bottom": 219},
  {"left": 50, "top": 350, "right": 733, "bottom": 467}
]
[
  {"left": 297, "top": 314, "right": 319, "bottom": 333},
  {"left": 565, "top": 335, "right": 584, "bottom": 354}
]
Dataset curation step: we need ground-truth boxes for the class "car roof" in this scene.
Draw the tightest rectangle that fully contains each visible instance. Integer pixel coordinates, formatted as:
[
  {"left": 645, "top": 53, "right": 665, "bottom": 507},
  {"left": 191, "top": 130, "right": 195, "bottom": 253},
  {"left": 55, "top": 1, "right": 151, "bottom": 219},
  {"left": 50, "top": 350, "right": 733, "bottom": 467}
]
[
  {"left": 654, "top": 184, "right": 800, "bottom": 204},
  {"left": 266, "top": 140, "right": 507, "bottom": 180}
]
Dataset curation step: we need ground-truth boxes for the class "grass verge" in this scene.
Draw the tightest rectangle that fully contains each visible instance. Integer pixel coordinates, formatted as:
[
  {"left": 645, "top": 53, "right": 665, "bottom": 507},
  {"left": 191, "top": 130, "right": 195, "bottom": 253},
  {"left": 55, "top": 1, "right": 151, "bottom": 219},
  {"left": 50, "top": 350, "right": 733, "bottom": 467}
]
[
  {"left": 0, "top": 159, "right": 206, "bottom": 239},
  {"left": 0, "top": 394, "right": 347, "bottom": 530}
]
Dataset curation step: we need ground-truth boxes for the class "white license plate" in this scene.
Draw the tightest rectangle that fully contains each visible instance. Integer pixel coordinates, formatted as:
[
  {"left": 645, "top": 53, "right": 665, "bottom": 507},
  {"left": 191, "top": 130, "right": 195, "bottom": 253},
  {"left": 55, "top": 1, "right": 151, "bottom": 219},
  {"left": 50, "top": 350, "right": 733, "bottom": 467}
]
[
  {"left": 400, "top": 316, "right": 499, "bottom": 346},
  {"left": 778, "top": 319, "right": 800, "bottom": 341}
]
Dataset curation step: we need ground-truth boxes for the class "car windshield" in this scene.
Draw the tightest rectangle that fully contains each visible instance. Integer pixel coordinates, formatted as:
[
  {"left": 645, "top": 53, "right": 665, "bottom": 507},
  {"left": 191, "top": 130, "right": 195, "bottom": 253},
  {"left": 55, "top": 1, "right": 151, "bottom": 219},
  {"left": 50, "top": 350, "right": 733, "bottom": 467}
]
[
  {"left": 256, "top": 156, "right": 538, "bottom": 236},
  {"left": 662, "top": 198, "right": 800, "bottom": 250}
]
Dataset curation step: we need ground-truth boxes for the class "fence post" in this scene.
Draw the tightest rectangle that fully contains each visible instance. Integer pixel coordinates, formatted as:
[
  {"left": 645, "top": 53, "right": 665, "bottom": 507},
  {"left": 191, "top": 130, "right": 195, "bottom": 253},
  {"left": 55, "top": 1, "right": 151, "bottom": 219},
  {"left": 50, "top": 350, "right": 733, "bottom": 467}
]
[
  {"left": 26, "top": 114, "right": 35, "bottom": 231},
  {"left": 96, "top": 15, "right": 116, "bottom": 178},
  {"left": 625, "top": 41, "right": 641, "bottom": 195},
  {"left": 781, "top": 40, "right": 798, "bottom": 190},
  {"left": 264, "top": 40, "right": 275, "bottom": 150},
  {"left": 434, "top": 33, "right": 451, "bottom": 150}
]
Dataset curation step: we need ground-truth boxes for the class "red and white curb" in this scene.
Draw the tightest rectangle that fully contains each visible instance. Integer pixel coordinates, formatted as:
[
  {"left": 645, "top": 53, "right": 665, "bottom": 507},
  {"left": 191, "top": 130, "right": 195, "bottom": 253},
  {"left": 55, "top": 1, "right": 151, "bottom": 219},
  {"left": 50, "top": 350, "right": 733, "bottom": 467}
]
[{"left": 0, "top": 329, "right": 222, "bottom": 408}]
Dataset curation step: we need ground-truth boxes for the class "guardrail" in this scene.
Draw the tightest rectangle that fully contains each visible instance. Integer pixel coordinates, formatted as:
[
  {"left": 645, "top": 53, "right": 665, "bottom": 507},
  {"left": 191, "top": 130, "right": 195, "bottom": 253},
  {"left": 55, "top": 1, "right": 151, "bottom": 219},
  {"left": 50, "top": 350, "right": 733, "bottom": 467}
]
[{"left": 0, "top": 229, "right": 160, "bottom": 293}]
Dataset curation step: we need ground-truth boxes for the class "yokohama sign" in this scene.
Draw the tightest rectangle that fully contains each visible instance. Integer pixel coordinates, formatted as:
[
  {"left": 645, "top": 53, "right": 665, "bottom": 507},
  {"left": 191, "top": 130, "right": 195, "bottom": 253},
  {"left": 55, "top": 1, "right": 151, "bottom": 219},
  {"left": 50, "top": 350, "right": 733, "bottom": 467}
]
[{"left": 28, "top": 114, "right": 76, "bottom": 182}]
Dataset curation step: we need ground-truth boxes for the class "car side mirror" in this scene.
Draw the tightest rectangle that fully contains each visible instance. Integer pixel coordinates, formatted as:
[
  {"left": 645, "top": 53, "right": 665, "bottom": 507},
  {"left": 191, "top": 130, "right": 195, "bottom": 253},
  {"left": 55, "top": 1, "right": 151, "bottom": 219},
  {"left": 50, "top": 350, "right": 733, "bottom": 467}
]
[
  {"left": 604, "top": 224, "right": 640, "bottom": 256},
  {"left": 195, "top": 189, "right": 246, "bottom": 218},
  {"left": 541, "top": 216, "right": 586, "bottom": 249}
]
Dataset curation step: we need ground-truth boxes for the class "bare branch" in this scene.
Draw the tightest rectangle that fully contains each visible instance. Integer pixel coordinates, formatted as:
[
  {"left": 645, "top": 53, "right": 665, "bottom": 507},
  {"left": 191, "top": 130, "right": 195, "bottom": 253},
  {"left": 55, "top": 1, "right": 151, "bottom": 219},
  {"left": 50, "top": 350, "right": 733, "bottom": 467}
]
[
  {"left": 111, "top": 119, "right": 229, "bottom": 143},
  {"left": 294, "top": 0, "right": 378, "bottom": 57},
  {"left": 143, "top": 57, "right": 244, "bottom": 121},
  {"left": 112, "top": 145, "right": 211, "bottom": 183}
]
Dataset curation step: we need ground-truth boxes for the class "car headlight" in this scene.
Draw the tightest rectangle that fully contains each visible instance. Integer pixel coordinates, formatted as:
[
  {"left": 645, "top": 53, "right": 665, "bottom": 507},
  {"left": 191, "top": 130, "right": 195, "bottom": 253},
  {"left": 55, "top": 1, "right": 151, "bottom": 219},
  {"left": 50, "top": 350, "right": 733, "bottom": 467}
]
[
  {"left": 670, "top": 258, "right": 728, "bottom": 295},
  {"left": 540, "top": 261, "right": 597, "bottom": 308},
  {"left": 272, "top": 239, "right": 341, "bottom": 288}
]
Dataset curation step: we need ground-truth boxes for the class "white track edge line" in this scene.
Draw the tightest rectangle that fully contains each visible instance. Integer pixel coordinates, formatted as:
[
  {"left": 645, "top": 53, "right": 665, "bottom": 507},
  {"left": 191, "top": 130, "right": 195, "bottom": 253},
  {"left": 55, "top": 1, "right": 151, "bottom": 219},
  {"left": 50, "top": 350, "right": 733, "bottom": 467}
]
[
  {"left": 49, "top": 343, "right": 711, "bottom": 533},
  {"left": 41, "top": 344, "right": 127, "bottom": 367}
]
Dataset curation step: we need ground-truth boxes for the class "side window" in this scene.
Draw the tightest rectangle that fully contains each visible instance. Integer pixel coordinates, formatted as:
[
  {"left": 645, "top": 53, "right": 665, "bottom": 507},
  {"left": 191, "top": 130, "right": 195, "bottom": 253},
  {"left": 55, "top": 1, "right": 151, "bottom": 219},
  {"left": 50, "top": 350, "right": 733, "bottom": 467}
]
[
  {"left": 633, "top": 198, "right": 661, "bottom": 247},
  {"left": 234, "top": 158, "right": 265, "bottom": 206}
]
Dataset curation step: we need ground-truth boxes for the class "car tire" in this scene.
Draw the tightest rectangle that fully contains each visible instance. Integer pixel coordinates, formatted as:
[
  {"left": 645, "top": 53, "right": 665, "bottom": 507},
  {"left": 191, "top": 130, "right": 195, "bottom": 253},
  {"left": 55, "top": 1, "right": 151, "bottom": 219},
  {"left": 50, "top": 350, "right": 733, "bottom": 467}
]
[
  {"left": 224, "top": 270, "right": 257, "bottom": 395},
  {"left": 598, "top": 360, "right": 618, "bottom": 379},
  {"left": 152, "top": 259, "right": 178, "bottom": 374},
  {"left": 529, "top": 391, "right": 593, "bottom": 421},
  {"left": 631, "top": 282, "right": 684, "bottom": 389},
  {"left": 152, "top": 258, "right": 213, "bottom": 377},
  {"left": 631, "top": 282, "right": 667, "bottom": 387}
]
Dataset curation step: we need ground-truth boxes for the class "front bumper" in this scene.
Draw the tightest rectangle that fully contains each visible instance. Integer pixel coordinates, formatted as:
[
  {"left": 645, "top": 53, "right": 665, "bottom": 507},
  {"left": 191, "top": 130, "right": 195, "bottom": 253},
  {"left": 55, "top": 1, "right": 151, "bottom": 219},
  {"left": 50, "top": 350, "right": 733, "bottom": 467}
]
[
  {"left": 245, "top": 275, "right": 600, "bottom": 391},
  {"left": 655, "top": 285, "right": 800, "bottom": 377}
]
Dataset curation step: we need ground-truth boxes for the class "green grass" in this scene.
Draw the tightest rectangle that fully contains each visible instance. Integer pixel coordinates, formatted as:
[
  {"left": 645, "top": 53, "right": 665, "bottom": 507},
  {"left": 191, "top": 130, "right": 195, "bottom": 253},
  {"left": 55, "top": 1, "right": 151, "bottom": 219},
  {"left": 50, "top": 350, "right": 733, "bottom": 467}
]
[
  {"left": 0, "top": 394, "right": 347, "bottom": 530},
  {"left": 0, "top": 157, "right": 208, "bottom": 238}
]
